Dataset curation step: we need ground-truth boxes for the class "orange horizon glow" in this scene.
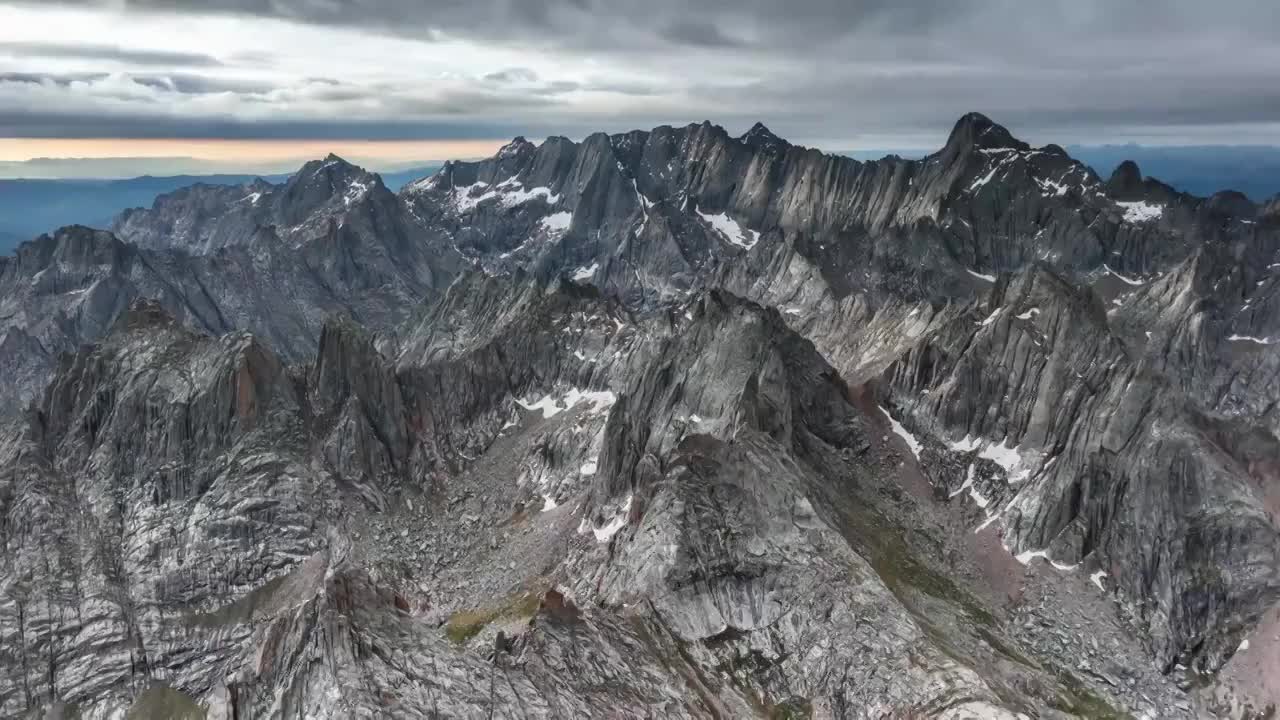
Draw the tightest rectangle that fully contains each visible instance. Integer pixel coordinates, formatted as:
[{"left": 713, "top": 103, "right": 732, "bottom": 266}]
[{"left": 0, "top": 138, "right": 510, "bottom": 164}]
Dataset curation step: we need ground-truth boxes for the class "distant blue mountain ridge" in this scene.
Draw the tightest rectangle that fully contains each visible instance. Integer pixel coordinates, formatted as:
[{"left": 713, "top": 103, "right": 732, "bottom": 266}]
[
  {"left": 1064, "top": 145, "right": 1280, "bottom": 201},
  {"left": 0, "top": 165, "right": 441, "bottom": 254}
]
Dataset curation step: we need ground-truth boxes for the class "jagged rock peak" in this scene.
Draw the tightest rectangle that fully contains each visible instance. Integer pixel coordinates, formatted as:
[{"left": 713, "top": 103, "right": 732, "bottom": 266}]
[
  {"left": 313, "top": 313, "right": 385, "bottom": 378},
  {"left": 496, "top": 136, "right": 536, "bottom": 159},
  {"left": 42, "top": 224, "right": 116, "bottom": 243},
  {"left": 18, "top": 225, "right": 126, "bottom": 266},
  {"left": 290, "top": 154, "right": 370, "bottom": 186},
  {"left": 116, "top": 297, "right": 181, "bottom": 332},
  {"left": 944, "top": 111, "right": 1029, "bottom": 153},
  {"left": 1206, "top": 189, "right": 1257, "bottom": 218},
  {"left": 1040, "top": 142, "right": 1070, "bottom": 157},
  {"left": 317, "top": 153, "right": 356, "bottom": 171},
  {"left": 739, "top": 121, "right": 789, "bottom": 151},
  {"left": 310, "top": 313, "right": 388, "bottom": 409},
  {"left": 1107, "top": 159, "right": 1144, "bottom": 195},
  {"left": 275, "top": 154, "right": 384, "bottom": 224}
]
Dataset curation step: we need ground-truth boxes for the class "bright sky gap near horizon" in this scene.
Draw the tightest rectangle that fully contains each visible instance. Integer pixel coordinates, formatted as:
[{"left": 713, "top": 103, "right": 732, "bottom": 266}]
[{"left": 2, "top": 0, "right": 1280, "bottom": 176}]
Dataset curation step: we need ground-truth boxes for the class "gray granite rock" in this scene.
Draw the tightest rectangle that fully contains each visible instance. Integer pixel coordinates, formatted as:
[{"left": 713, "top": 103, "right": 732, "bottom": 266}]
[{"left": 1, "top": 113, "right": 1277, "bottom": 718}]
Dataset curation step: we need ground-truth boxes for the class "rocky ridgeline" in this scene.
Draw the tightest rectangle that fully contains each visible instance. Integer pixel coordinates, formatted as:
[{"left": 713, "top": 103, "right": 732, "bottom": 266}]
[{"left": 0, "top": 113, "right": 1277, "bottom": 718}]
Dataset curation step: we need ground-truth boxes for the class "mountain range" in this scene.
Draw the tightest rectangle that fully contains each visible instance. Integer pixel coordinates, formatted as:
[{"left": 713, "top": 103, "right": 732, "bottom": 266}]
[
  {"left": 0, "top": 166, "right": 441, "bottom": 255},
  {"left": 840, "top": 144, "right": 1280, "bottom": 203},
  {"left": 0, "top": 113, "right": 1277, "bottom": 719}
]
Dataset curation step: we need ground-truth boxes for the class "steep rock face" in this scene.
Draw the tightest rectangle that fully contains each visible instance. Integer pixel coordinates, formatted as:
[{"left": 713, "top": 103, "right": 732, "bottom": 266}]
[
  {"left": 108, "top": 153, "right": 467, "bottom": 349},
  {"left": 308, "top": 315, "right": 411, "bottom": 503},
  {"left": 12, "top": 118, "right": 1267, "bottom": 424},
  {"left": 0, "top": 301, "right": 334, "bottom": 717},
  {"left": 112, "top": 155, "right": 425, "bottom": 257},
  {"left": 878, "top": 266, "right": 1280, "bottom": 674},
  {"left": 3, "top": 283, "right": 1180, "bottom": 719},
  {"left": 401, "top": 113, "right": 1260, "bottom": 315},
  {"left": 0, "top": 158, "right": 469, "bottom": 416},
  {"left": 572, "top": 291, "right": 1064, "bottom": 714},
  {"left": 1106, "top": 160, "right": 1146, "bottom": 199},
  {"left": 0, "top": 227, "right": 424, "bottom": 417},
  {"left": 0, "top": 226, "right": 225, "bottom": 413},
  {"left": 1109, "top": 216, "right": 1280, "bottom": 436},
  {"left": 112, "top": 179, "right": 273, "bottom": 253},
  {"left": 110, "top": 155, "right": 468, "bottom": 339}
]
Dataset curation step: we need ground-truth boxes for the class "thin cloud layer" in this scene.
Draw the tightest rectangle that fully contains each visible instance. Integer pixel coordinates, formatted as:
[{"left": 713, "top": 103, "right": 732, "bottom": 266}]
[
  {"left": 0, "top": 40, "right": 222, "bottom": 66},
  {"left": 1, "top": 0, "right": 1278, "bottom": 148}
]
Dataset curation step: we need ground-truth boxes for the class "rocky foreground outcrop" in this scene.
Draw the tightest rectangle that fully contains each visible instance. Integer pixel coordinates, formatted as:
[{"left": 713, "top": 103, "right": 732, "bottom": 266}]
[{"left": 1, "top": 284, "right": 1184, "bottom": 718}]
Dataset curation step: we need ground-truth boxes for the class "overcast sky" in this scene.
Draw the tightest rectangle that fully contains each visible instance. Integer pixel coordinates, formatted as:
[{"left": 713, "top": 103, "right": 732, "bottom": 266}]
[{"left": 2, "top": 0, "right": 1279, "bottom": 170}]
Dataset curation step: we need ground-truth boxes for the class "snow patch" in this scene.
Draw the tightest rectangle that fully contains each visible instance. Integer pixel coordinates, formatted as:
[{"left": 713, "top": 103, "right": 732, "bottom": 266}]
[
  {"left": 979, "top": 442, "right": 1031, "bottom": 483},
  {"left": 949, "top": 464, "right": 989, "bottom": 507},
  {"left": 1014, "top": 308, "right": 1040, "bottom": 320},
  {"left": 498, "top": 239, "right": 530, "bottom": 259},
  {"left": 1014, "top": 549, "right": 1078, "bottom": 571},
  {"left": 969, "top": 484, "right": 990, "bottom": 509},
  {"left": 343, "top": 179, "right": 369, "bottom": 206},
  {"left": 1228, "top": 334, "right": 1277, "bottom": 345},
  {"left": 975, "top": 512, "right": 1002, "bottom": 533},
  {"left": 586, "top": 495, "right": 633, "bottom": 543},
  {"left": 451, "top": 181, "right": 496, "bottom": 210},
  {"left": 880, "top": 406, "right": 923, "bottom": 459},
  {"left": 1036, "top": 177, "right": 1073, "bottom": 196},
  {"left": 405, "top": 172, "right": 444, "bottom": 193},
  {"left": 696, "top": 209, "right": 759, "bottom": 249},
  {"left": 968, "top": 269, "right": 996, "bottom": 283},
  {"left": 540, "top": 211, "right": 572, "bottom": 233},
  {"left": 979, "top": 308, "right": 1002, "bottom": 326},
  {"left": 517, "top": 388, "right": 617, "bottom": 419},
  {"left": 968, "top": 161, "right": 1006, "bottom": 192},
  {"left": 1116, "top": 200, "right": 1163, "bottom": 224},
  {"left": 571, "top": 262, "right": 599, "bottom": 281},
  {"left": 450, "top": 177, "right": 562, "bottom": 211},
  {"left": 949, "top": 464, "right": 975, "bottom": 499},
  {"left": 950, "top": 435, "right": 1033, "bottom": 483},
  {"left": 1103, "top": 263, "right": 1145, "bottom": 286},
  {"left": 1090, "top": 570, "right": 1107, "bottom": 590},
  {"left": 499, "top": 178, "right": 561, "bottom": 206},
  {"left": 630, "top": 177, "right": 651, "bottom": 236}
]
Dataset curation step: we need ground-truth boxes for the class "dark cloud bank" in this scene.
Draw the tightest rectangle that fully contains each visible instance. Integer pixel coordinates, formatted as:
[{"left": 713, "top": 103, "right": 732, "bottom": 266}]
[{"left": 3, "top": 0, "right": 1279, "bottom": 146}]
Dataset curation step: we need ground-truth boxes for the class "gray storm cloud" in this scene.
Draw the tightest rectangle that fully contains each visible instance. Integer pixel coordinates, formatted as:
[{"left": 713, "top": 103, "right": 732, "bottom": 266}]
[{"left": 2, "top": 0, "right": 1279, "bottom": 146}]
